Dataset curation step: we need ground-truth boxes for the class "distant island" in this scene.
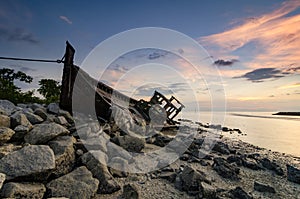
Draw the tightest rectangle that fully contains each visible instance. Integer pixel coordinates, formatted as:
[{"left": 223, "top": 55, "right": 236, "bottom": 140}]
[{"left": 273, "top": 112, "right": 300, "bottom": 116}]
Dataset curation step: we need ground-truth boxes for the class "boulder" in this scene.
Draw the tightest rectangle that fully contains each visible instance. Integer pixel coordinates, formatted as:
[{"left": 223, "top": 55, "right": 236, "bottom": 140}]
[
  {"left": 58, "top": 110, "right": 74, "bottom": 124},
  {"left": 0, "top": 127, "right": 15, "bottom": 143},
  {"left": 229, "top": 187, "right": 253, "bottom": 199},
  {"left": 1, "top": 182, "right": 46, "bottom": 198},
  {"left": 212, "top": 141, "right": 231, "bottom": 155},
  {"left": 22, "top": 111, "right": 44, "bottom": 124},
  {"left": 48, "top": 136, "right": 76, "bottom": 177},
  {"left": 47, "top": 103, "right": 60, "bottom": 114},
  {"left": 24, "top": 123, "right": 69, "bottom": 144},
  {"left": 242, "top": 158, "right": 262, "bottom": 170},
  {"left": 122, "top": 183, "right": 140, "bottom": 199},
  {"left": 109, "top": 156, "right": 129, "bottom": 177},
  {"left": 287, "top": 164, "right": 300, "bottom": 184},
  {"left": 33, "top": 108, "right": 48, "bottom": 120},
  {"left": 107, "top": 142, "right": 132, "bottom": 160},
  {"left": 10, "top": 112, "right": 32, "bottom": 129},
  {"left": 81, "top": 150, "right": 120, "bottom": 193},
  {"left": 254, "top": 181, "right": 275, "bottom": 193},
  {"left": 0, "top": 114, "right": 10, "bottom": 127},
  {"left": 213, "top": 157, "right": 240, "bottom": 180},
  {"left": 46, "top": 166, "right": 99, "bottom": 199},
  {"left": 0, "top": 100, "right": 16, "bottom": 115},
  {"left": 259, "top": 158, "right": 284, "bottom": 176},
  {"left": 0, "top": 173, "right": 5, "bottom": 190},
  {"left": 30, "top": 103, "right": 45, "bottom": 111},
  {"left": 200, "top": 182, "right": 217, "bottom": 198},
  {"left": 112, "top": 135, "right": 145, "bottom": 152},
  {"left": 0, "top": 145, "right": 55, "bottom": 180}
]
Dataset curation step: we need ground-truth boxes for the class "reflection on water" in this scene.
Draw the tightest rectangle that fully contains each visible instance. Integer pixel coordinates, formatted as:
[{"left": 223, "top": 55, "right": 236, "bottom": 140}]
[{"left": 184, "top": 111, "right": 300, "bottom": 157}]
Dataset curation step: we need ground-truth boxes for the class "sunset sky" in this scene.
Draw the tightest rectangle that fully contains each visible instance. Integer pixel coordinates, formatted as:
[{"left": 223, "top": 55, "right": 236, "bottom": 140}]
[{"left": 0, "top": 0, "right": 300, "bottom": 112}]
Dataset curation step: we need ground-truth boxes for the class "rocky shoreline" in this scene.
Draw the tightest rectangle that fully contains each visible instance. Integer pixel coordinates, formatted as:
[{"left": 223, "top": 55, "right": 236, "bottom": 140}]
[{"left": 0, "top": 99, "right": 299, "bottom": 198}]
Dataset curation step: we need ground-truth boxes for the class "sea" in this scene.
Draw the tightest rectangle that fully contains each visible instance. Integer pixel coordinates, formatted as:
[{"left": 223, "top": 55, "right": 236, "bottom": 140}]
[{"left": 183, "top": 111, "right": 300, "bottom": 157}]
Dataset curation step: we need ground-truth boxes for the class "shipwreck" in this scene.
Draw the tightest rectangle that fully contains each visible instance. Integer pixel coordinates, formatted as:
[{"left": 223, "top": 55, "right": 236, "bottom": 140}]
[{"left": 59, "top": 42, "right": 184, "bottom": 126}]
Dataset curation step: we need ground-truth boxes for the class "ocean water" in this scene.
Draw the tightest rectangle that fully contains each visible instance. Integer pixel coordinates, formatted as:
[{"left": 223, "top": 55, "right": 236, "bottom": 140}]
[{"left": 182, "top": 111, "right": 300, "bottom": 157}]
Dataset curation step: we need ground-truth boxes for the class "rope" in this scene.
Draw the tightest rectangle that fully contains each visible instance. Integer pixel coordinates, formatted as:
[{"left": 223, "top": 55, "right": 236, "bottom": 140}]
[{"left": 0, "top": 56, "right": 65, "bottom": 63}]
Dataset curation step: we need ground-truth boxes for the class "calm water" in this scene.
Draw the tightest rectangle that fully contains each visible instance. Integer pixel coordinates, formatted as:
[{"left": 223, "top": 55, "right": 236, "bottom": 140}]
[{"left": 183, "top": 111, "right": 300, "bottom": 157}]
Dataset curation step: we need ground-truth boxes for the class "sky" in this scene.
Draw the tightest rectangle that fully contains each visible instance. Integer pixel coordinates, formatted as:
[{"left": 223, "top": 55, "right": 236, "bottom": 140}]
[{"left": 0, "top": 0, "right": 300, "bottom": 112}]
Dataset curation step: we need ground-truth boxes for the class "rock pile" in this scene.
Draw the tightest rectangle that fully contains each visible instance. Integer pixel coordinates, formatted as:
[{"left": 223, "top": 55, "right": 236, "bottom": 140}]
[{"left": 0, "top": 99, "right": 299, "bottom": 198}]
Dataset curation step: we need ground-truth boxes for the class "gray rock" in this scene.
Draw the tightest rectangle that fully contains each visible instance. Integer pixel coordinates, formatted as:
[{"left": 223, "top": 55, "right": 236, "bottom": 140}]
[
  {"left": 180, "top": 166, "right": 210, "bottom": 195},
  {"left": 107, "top": 142, "right": 132, "bottom": 160},
  {"left": 229, "top": 187, "right": 253, "bottom": 199},
  {"left": 254, "top": 181, "right": 275, "bottom": 193},
  {"left": 260, "top": 158, "right": 284, "bottom": 176},
  {"left": 201, "top": 182, "right": 217, "bottom": 198},
  {"left": 0, "top": 107, "right": 8, "bottom": 115},
  {"left": 0, "top": 127, "right": 15, "bottom": 143},
  {"left": 30, "top": 103, "right": 45, "bottom": 111},
  {"left": 23, "top": 111, "right": 44, "bottom": 124},
  {"left": 109, "top": 157, "right": 129, "bottom": 177},
  {"left": 81, "top": 150, "right": 120, "bottom": 193},
  {"left": 0, "top": 100, "right": 16, "bottom": 115},
  {"left": 24, "top": 123, "right": 69, "bottom": 145},
  {"left": 10, "top": 112, "right": 32, "bottom": 129},
  {"left": 47, "top": 103, "right": 60, "bottom": 114},
  {"left": 212, "top": 141, "right": 231, "bottom": 155},
  {"left": 0, "top": 173, "right": 5, "bottom": 190},
  {"left": 213, "top": 157, "right": 240, "bottom": 180},
  {"left": 11, "top": 125, "right": 30, "bottom": 142},
  {"left": 48, "top": 136, "right": 76, "bottom": 177},
  {"left": 1, "top": 182, "right": 46, "bottom": 199},
  {"left": 81, "top": 136, "right": 108, "bottom": 152},
  {"left": 58, "top": 110, "right": 74, "bottom": 124},
  {"left": 0, "top": 114, "right": 10, "bottom": 127},
  {"left": 112, "top": 135, "right": 145, "bottom": 152},
  {"left": 122, "top": 183, "right": 139, "bottom": 199},
  {"left": 0, "top": 145, "right": 55, "bottom": 180},
  {"left": 33, "top": 108, "right": 48, "bottom": 120},
  {"left": 46, "top": 166, "right": 99, "bottom": 199},
  {"left": 287, "top": 164, "right": 300, "bottom": 184},
  {"left": 54, "top": 116, "right": 69, "bottom": 126}
]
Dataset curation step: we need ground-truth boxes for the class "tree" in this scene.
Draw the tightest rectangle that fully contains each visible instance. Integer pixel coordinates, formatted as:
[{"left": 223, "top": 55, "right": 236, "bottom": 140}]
[
  {"left": 0, "top": 68, "right": 38, "bottom": 104},
  {"left": 38, "top": 79, "right": 61, "bottom": 103}
]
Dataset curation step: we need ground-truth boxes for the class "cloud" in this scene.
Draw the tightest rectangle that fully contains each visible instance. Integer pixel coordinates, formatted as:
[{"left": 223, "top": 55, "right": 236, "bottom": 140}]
[
  {"left": 236, "top": 68, "right": 286, "bottom": 82},
  {"left": 109, "top": 64, "right": 129, "bottom": 73},
  {"left": 6, "top": 65, "right": 36, "bottom": 73},
  {"left": 59, "top": 15, "right": 72, "bottom": 24},
  {"left": 200, "top": 0, "right": 300, "bottom": 71},
  {"left": 214, "top": 59, "right": 238, "bottom": 66},
  {"left": 148, "top": 51, "right": 168, "bottom": 60},
  {"left": 0, "top": 27, "right": 39, "bottom": 44},
  {"left": 279, "top": 82, "right": 300, "bottom": 89}
]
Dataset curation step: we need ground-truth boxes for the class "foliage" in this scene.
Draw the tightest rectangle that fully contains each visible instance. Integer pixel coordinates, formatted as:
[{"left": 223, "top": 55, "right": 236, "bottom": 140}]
[{"left": 37, "top": 79, "right": 61, "bottom": 104}]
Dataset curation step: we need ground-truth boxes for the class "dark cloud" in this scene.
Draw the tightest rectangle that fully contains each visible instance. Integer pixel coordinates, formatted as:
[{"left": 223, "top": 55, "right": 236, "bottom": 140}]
[
  {"left": 1, "top": 65, "right": 36, "bottom": 73},
  {"left": 148, "top": 51, "right": 168, "bottom": 60},
  {"left": 236, "top": 68, "right": 286, "bottom": 82},
  {"left": 214, "top": 59, "right": 238, "bottom": 66},
  {"left": 109, "top": 64, "right": 129, "bottom": 73},
  {"left": 0, "top": 27, "right": 39, "bottom": 44},
  {"left": 135, "top": 82, "right": 189, "bottom": 97},
  {"left": 269, "top": 95, "right": 275, "bottom": 97},
  {"left": 286, "top": 66, "right": 300, "bottom": 73}
]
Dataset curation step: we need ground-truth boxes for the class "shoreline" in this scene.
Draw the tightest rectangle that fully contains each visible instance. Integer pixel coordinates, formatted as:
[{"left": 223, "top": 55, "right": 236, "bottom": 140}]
[{"left": 0, "top": 100, "right": 299, "bottom": 198}]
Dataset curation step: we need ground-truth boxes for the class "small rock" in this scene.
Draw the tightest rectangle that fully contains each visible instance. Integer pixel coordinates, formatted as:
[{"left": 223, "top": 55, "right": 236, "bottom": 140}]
[
  {"left": 33, "top": 108, "right": 48, "bottom": 120},
  {"left": 58, "top": 110, "right": 74, "bottom": 124},
  {"left": 213, "top": 157, "right": 240, "bottom": 180},
  {"left": 30, "top": 103, "right": 45, "bottom": 111},
  {"left": 243, "top": 158, "right": 262, "bottom": 170},
  {"left": 46, "top": 166, "right": 99, "bottom": 199},
  {"left": 48, "top": 136, "right": 76, "bottom": 177},
  {"left": 54, "top": 116, "right": 69, "bottom": 126},
  {"left": 260, "top": 158, "right": 284, "bottom": 176},
  {"left": 0, "top": 114, "right": 10, "bottom": 127},
  {"left": 229, "top": 187, "right": 253, "bottom": 199},
  {"left": 47, "top": 103, "right": 60, "bottom": 114},
  {"left": 0, "top": 173, "right": 5, "bottom": 190},
  {"left": 159, "top": 171, "right": 176, "bottom": 182},
  {"left": 1, "top": 182, "right": 46, "bottom": 198},
  {"left": 24, "top": 123, "right": 69, "bottom": 144},
  {"left": 112, "top": 135, "right": 145, "bottom": 152},
  {"left": 0, "top": 145, "right": 55, "bottom": 180},
  {"left": 10, "top": 112, "right": 32, "bottom": 129},
  {"left": 81, "top": 150, "right": 120, "bottom": 193},
  {"left": 200, "top": 182, "right": 216, "bottom": 198},
  {"left": 212, "top": 142, "right": 231, "bottom": 155},
  {"left": 0, "top": 144, "right": 22, "bottom": 158},
  {"left": 122, "top": 183, "right": 139, "bottom": 199},
  {"left": 109, "top": 156, "right": 129, "bottom": 177},
  {"left": 0, "top": 100, "right": 16, "bottom": 115},
  {"left": 22, "top": 111, "right": 44, "bottom": 124},
  {"left": 0, "top": 127, "right": 15, "bottom": 143},
  {"left": 254, "top": 181, "right": 275, "bottom": 193},
  {"left": 287, "top": 164, "right": 300, "bottom": 184},
  {"left": 11, "top": 125, "right": 29, "bottom": 142}
]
